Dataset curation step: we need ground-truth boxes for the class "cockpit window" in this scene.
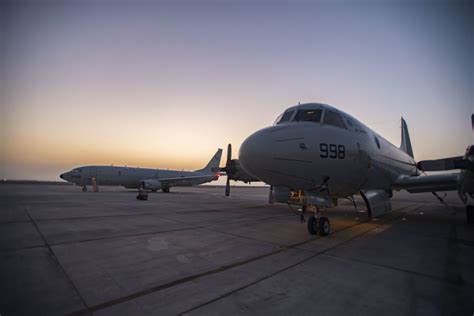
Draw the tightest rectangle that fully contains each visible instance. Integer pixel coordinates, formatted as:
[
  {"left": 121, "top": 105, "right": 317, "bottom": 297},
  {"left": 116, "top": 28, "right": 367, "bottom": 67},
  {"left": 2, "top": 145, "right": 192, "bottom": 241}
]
[
  {"left": 274, "top": 110, "right": 295, "bottom": 125},
  {"left": 72, "top": 168, "right": 82, "bottom": 173},
  {"left": 279, "top": 110, "right": 294, "bottom": 123},
  {"left": 323, "top": 110, "right": 346, "bottom": 129},
  {"left": 294, "top": 109, "right": 322, "bottom": 122}
]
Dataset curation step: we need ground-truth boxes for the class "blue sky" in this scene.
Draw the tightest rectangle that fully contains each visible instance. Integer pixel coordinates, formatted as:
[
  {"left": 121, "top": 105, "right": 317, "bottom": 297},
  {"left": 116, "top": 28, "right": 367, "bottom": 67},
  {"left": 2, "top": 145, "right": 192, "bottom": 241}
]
[{"left": 1, "top": 0, "right": 473, "bottom": 180}]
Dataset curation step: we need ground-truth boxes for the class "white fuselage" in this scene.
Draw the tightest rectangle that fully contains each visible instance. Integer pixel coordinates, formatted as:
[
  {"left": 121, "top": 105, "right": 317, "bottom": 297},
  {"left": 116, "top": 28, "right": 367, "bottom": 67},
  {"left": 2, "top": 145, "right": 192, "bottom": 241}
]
[
  {"left": 60, "top": 149, "right": 222, "bottom": 191},
  {"left": 239, "top": 103, "right": 418, "bottom": 198},
  {"left": 61, "top": 166, "right": 215, "bottom": 189}
]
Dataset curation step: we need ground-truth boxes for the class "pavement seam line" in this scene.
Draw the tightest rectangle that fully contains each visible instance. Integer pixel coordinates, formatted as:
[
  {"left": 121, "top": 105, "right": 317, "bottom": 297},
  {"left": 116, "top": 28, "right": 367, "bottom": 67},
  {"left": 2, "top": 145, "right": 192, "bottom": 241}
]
[
  {"left": 0, "top": 226, "right": 204, "bottom": 252},
  {"left": 70, "top": 204, "right": 417, "bottom": 315},
  {"left": 179, "top": 205, "right": 422, "bottom": 315},
  {"left": 23, "top": 207, "right": 90, "bottom": 314},
  {"left": 323, "top": 253, "right": 474, "bottom": 288},
  {"left": 179, "top": 218, "right": 394, "bottom": 315}
]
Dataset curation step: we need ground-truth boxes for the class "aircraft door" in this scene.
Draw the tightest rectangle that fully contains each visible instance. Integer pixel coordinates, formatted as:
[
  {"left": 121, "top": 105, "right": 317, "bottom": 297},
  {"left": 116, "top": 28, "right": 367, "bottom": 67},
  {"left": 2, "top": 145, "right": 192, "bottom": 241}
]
[
  {"left": 90, "top": 167, "right": 97, "bottom": 181},
  {"left": 89, "top": 167, "right": 99, "bottom": 191}
]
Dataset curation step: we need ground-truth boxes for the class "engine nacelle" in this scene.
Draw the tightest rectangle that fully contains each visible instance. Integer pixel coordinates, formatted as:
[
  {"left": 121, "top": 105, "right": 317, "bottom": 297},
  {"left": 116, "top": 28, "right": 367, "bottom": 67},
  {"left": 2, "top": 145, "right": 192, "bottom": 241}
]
[
  {"left": 228, "top": 160, "right": 259, "bottom": 183},
  {"left": 271, "top": 186, "right": 291, "bottom": 204},
  {"left": 361, "top": 190, "right": 392, "bottom": 218},
  {"left": 141, "top": 180, "right": 162, "bottom": 191}
]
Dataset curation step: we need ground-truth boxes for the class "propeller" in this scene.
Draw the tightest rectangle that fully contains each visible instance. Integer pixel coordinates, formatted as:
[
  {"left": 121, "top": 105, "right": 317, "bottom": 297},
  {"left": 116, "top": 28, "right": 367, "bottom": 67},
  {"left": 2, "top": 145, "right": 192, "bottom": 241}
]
[
  {"left": 218, "top": 143, "right": 260, "bottom": 196},
  {"left": 220, "top": 144, "right": 241, "bottom": 196},
  {"left": 223, "top": 144, "right": 234, "bottom": 196}
]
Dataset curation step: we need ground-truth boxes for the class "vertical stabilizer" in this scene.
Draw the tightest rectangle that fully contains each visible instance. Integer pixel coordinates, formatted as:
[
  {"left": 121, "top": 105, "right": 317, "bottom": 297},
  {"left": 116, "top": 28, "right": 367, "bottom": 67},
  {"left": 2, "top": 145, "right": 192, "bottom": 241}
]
[
  {"left": 400, "top": 117, "right": 414, "bottom": 158},
  {"left": 195, "top": 149, "right": 223, "bottom": 174}
]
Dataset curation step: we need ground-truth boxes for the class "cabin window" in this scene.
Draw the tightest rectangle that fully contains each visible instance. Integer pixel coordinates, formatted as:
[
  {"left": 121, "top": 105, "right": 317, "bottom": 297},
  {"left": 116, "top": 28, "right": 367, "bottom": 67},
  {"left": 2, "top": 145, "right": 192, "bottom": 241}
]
[
  {"left": 323, "top": 110, "right": 347, "bottom": 129},
  {"left": 294, "top": 109, "right": 322, "bottom": 122}
]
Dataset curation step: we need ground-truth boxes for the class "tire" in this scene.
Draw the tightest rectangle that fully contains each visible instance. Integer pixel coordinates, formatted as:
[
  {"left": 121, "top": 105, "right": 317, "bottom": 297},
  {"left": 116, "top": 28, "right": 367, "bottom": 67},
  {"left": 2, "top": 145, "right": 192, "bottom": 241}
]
[
  {"left": 137, "top": 193, "right": 148, "bottom": 201},
  {"left": 162, "top": 187, "right": 170, "bottom": 193},
  {"left": 307, "top": 216, "right": 318, "bottom": 235},
  {"left": 82, "top": 186, "right": 87, "bottom": 192},
  {"left": 319, "top": 217, "right": 330, "bottom": 236},
  {"left": 467, "top": 206, "right": 474, "bottom": 224}
]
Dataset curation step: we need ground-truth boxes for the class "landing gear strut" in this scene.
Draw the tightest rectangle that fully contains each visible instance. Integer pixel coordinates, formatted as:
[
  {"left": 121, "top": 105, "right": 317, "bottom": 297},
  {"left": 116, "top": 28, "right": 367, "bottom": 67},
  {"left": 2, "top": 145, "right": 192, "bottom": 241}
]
[
  {"left": 82, "top": 186, "right": 87, "bottom": 192},
  {"left": 467, "top": 205, "right": 474, "bottom": 224},
  {"left": 305, "top": 205, "right": 330, "bottom": 236}
]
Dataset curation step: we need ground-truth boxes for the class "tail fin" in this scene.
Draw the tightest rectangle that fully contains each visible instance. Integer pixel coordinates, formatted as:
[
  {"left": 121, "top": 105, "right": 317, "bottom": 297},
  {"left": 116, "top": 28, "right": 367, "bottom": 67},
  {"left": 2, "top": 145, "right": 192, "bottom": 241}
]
[
  {"left": 400, "top": 117, "right": 414, "bottom": 158},
  {"left": 195, "top": 149, "right": 223, "bottom": 174}
]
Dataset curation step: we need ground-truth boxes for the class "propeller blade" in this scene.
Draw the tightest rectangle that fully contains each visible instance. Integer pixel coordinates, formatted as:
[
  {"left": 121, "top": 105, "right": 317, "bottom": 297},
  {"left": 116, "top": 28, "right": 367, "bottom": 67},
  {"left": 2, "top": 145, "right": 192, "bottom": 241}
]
[
  {"left": 225, "top": 177, "right": 230, "bottom": 196},
  {"left": 227, "top": 144, "right": 232, "bottom": 164},
  {"left": 471, "top": 114, "right": 473, "bottom": 131}
]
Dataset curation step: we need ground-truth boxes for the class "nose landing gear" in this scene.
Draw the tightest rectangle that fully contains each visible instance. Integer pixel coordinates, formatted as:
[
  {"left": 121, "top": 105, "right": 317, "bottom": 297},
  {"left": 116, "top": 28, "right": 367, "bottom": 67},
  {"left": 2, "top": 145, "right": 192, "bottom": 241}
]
[{"left": 304, "top": 205, "right": 331, "bottom": 236}]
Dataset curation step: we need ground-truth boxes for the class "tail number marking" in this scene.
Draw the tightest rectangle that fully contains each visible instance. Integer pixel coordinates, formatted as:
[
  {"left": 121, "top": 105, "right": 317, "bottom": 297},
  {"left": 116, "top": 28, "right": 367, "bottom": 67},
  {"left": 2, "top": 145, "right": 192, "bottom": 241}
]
[{"left": 320, "top": 143, "right": 345, "bottom": 159}]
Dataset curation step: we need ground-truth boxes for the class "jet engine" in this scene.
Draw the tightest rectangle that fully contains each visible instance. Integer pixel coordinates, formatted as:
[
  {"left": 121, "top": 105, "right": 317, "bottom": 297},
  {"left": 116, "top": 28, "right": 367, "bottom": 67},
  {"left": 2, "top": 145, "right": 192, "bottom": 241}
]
[{"left": 141, "top": 180, "right": 162, "bottom": 191}]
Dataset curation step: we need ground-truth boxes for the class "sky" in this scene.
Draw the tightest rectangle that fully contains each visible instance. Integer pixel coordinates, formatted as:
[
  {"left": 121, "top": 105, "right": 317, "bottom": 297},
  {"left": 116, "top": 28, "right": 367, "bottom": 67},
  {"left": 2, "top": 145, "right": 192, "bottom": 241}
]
[{"left": 1, "top": 0, "right": 473, "bottom": 182}]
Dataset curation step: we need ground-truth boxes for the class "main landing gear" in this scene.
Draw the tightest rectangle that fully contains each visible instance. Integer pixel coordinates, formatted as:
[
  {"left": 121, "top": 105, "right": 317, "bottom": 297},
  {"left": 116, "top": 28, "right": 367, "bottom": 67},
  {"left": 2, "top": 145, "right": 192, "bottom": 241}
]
[
  {"left": 82, "top": 186, "right": 87, "bottom": 192},
  {"left": 162, "top": 187, "right": 170, "bottom": 193},
  {"left": 304, "top": 205, "right": 331, "bottom": 236},
  {"left": 137, "top": 190, "right": 148, "bottom": 200}
]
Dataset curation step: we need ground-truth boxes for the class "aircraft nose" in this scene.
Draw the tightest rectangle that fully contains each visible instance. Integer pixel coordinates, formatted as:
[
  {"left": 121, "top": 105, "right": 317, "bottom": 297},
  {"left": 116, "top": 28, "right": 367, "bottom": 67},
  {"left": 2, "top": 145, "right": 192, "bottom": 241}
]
[
  {"left": 239, "top": 130, "right": 270, "bottom": 179},
  {"left": 60, "top": 173, "right": 64, "bottom": 179}
]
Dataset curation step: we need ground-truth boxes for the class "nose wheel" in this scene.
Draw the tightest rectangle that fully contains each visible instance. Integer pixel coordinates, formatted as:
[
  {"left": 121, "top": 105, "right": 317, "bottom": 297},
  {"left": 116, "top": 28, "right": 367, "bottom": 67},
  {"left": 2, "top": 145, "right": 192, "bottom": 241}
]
[
  {"left": 307, "top": 216, "right": 331, "bottom": 236},
  {"left": 305, "top": 205, "right": 330, "bottom": 236}
]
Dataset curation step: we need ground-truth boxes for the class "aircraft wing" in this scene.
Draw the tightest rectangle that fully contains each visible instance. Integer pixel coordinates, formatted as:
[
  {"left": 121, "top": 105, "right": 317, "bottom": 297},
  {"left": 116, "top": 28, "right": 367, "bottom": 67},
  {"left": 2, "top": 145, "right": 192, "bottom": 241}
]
[
  {"left": 154, "top": 175, "right": 218, "bottom": 187},
  {"left": 392, "top": 173, "right": 461, "bottom": 193}
]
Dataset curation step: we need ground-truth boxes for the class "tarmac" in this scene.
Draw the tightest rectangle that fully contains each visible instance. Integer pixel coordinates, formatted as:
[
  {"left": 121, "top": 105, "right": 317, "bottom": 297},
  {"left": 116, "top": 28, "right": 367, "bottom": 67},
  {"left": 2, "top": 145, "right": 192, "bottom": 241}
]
[{"left": 0, "top": 183, "right": 473, "bottom": 315}]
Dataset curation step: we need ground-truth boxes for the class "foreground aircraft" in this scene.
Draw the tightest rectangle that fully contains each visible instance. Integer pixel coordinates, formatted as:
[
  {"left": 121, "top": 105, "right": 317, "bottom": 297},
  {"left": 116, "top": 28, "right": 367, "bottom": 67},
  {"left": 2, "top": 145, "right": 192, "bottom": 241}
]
[
  {"left": 220, "top": 103, "right": 473, "bottom": 235},
  {"left": 60, "top": 149, "right": 222, "bottom": 196}
]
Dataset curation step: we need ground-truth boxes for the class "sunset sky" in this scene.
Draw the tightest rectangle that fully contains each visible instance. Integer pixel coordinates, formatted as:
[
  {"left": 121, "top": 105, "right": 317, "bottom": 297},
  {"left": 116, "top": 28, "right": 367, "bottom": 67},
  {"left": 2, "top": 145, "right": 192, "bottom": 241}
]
[{"left": 1, "top": 0, "right": 473, "bottom": 182}]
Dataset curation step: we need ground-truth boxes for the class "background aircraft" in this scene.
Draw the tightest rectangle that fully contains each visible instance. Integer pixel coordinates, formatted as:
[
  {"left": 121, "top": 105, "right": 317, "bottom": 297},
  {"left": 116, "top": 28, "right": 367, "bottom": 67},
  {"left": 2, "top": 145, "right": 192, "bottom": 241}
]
[
  {"left": 60, "top": 149, "right": 222, "bottom": 198},
  {"left": 219, "top": 103, "right": 473, "bottom": 236}
]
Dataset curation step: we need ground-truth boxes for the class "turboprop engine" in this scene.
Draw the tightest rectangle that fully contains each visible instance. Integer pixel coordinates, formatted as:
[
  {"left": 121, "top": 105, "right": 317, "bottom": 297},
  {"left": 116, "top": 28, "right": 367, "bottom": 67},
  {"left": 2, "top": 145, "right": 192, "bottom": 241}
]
[{"left": 141, "top": 180, "right": 162, "bottom": 191}]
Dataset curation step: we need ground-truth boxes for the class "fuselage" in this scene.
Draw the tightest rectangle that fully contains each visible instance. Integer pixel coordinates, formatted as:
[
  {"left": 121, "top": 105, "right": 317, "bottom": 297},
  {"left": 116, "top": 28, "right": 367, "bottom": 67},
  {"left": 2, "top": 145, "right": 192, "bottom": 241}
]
[
  {"left": 60, "top": 166, "right": 214, "bottom": 189},
  {"left": 239, "top": 103, "right": 418, "bottom": 197}
]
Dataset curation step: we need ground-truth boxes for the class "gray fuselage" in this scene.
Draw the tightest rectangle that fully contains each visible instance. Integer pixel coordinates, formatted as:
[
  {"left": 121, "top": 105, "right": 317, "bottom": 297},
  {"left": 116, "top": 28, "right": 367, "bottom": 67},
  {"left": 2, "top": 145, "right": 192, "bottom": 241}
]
[{"left": 239, "top": 103, "right": 418, "bottom": 197}]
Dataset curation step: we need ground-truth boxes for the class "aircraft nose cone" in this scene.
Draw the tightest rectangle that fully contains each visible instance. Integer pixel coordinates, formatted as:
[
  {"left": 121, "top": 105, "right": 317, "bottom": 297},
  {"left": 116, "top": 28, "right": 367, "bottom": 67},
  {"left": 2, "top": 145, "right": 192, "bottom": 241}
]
[{"left": 239, "top": 130, "right": 270, "bottom": 179}]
